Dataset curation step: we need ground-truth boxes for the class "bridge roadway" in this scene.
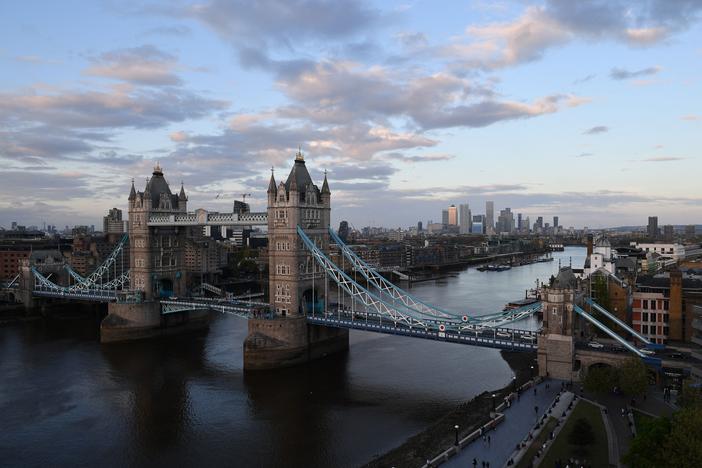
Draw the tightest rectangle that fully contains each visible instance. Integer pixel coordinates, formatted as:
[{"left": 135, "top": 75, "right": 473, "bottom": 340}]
[{"left": 306, "top": 308, "right": 538, "bottom": 352}]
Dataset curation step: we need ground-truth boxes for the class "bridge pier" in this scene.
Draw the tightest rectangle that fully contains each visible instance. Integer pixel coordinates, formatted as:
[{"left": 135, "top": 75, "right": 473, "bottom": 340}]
[
  {"left": 101, "top": 301, "right": 209, "bottom": 343},
  {"left": 243, "top": 316, "right": 348, "bottom": 370}
]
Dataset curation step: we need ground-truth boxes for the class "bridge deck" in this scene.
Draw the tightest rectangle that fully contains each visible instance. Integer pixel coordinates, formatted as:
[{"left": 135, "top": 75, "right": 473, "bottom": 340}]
[{"left": 306, "top": 313, "right": 538, "bottom": 351}]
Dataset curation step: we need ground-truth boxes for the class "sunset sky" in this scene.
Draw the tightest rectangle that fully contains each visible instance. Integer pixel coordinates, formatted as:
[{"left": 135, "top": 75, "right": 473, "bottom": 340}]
[{"left": 1, "top": 0, "right": 701, "bottom": 229}]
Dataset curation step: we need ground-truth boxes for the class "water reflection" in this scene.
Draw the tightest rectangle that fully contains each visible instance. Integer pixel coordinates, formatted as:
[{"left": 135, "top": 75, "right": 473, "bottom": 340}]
[{"left": 0, "top": 247, "right": 585, "bottom": 468}]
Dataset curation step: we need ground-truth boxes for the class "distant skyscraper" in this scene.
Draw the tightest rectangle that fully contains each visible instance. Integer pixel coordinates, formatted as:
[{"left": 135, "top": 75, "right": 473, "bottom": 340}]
[
  {"left": 448, "top": 204, "right": 458, "bottom": 226},
  {"left": 472, "top": 214, "right": 485, "bottom": 234},
  {"left": 534, "top": 217, "right": 544, "bottom": 233},
  {"left": 497, "top": 208, "right": 514, "bottom": 234},
  {"left": 485, "top": 201, "right": 494, "bottom": 234},
  {"left": 338, "top": 220, "right": 349, "bottom": 241},
  {"left": 648, "top": 216, "right": 659, "bottom": 239},
  {"left": 553, "top": 216, "right": 559, "bottom": 229},
  {"left": 417, "top": 221, "right": 423, "bottom": 232},
  {"left": 441, "top": 210, "right": 449, "bottom": 227},
  {"left": 459, "top": 203, "right": 471, "bottom": 234},
  {"left": 517, "top": 213, "right": 522, "bottom": 232},
  {"left": 663, "top": 224, "right": 674, "bottom": 241},
  {"left": 103, "top": 207, "right": 124, "bottom": 234}
]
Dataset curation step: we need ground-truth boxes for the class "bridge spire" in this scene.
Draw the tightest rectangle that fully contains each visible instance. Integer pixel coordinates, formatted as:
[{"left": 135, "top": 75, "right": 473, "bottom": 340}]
[
  {"left": 129, "top": 178, "right": 136, "bottom": 201},
  {"left": 178, "top": 181, "right": 187, "bottom": 201},
  {"left": 295, "top": 145, "right": 304, "bottom": 161},
  {"left": 267, "top": 167, "right": 277, "bottom": 194},
  {"left": 321, "top": 169, "right": 330, "bottom": 195}
]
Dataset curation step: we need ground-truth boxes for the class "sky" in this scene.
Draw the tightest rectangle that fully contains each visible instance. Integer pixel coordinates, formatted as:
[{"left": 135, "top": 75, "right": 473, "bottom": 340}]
[{"left": 0, "top": 0, "right": 701, "bottom": 230}]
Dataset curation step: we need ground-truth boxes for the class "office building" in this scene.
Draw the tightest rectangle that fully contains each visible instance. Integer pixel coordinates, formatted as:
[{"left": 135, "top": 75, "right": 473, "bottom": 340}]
[
  {"left": 441, "top": 210, "right": 449, "bottom": 227},
  {"left": 417, "top": 221, "right": 422, "bottom": 232},
  {"left": 496, "top": 208, "right": 515, "bottom": 234},
  {"left": 663, "top": 225, "right": 674, "bottom": 242},
  {"left": 553, "top": 216, "right": 559, "bottom": 230},
  {"left": 472, "top": 215, "right": 485, "bottom": 234},
  {"left": 648, "top": 216, "right": 659, "bottom": 239},
  {"left": 459, "top": 203, "right": 471, "bottom": 234},
  {"left": 447, "top": 205, "right": 458, "bottom": 226},
  {"left": 103, "top": 208, "right": 126, "bottom": 234},
  {"left": 485, "top": 201, "right": 494, "bottom": 234}
]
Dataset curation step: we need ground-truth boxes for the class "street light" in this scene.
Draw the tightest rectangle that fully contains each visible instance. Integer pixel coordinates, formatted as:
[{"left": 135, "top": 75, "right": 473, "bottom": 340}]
[
  {"left": 491, "top": 393, "right": 496, "bottom": 411},
  {"left": 454, "top": 424, "right": 460, "bottom": 446},
  {"left": 512, "top": 376, "right": 517, "bottom": 393},
  {"left": 530, "top": 365, "right": 535, "bottom": 380}
]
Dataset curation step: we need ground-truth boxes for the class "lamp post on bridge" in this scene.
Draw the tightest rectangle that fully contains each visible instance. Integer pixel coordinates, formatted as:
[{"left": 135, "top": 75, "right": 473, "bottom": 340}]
[
  {"left": 530, "top": 365, "right": 535, "bottom": 381},
  {"left": 491, "top": 393, "right": 496, "bottom": 412},
  {"left": 454, "top": 424, "right": 459, "bottom": 446},
  {"left": 512, "top": 376, "right": 517, "bottom": 394}
]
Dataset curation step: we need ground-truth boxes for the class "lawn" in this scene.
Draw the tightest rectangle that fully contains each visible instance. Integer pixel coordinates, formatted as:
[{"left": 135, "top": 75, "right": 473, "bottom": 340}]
[
  {"left": 539, "top": 400, "right": 610, "bottom": 468},
  {"left": 515, "top": 417, "right": 558, "bottom": 468},
  {"left": 633, "top": 408, "right": 655, "bottom": 432}
]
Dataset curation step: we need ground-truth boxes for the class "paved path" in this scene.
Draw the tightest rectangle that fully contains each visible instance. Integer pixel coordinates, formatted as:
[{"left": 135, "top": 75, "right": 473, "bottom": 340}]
[
  {"left": 577, "top": 384, "right": 674, "bottom": 461},
  {"left": 443, "top": 380, "right": 562, "bottom": 468}
]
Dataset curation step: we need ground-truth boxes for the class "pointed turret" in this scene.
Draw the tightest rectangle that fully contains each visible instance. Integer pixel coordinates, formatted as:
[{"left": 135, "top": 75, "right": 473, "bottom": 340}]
[
  {"left": 129, "top": 179, "right": 137, "bottom": 201},
  {"left": 267, "top": 168, "right": 277, "bottom": 194},
  {"left": 321, "top": 171, "right": 330, "bottom": 195},
  {"left": 178, "top": 182, "right": 187, "bottom": 201}
]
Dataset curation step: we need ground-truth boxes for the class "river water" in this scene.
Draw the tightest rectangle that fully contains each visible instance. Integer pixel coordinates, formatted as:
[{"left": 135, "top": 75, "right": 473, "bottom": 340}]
[{"left": 0, "top": 247, "right": 585, "bottom": 468}]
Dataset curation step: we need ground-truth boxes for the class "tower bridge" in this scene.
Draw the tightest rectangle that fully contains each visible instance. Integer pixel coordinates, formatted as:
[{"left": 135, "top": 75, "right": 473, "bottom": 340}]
[{"left": 11, "top": 150, "right": 675, "bottom": 375}]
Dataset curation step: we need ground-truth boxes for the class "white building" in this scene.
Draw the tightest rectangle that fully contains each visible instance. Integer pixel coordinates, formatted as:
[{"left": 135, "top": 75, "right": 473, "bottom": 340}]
[
  {"left": 584, "top": 236, "right": 616, "bottom": 277},
  {"left": 630, "top": 242, "right": 686, "bottom": 261}
]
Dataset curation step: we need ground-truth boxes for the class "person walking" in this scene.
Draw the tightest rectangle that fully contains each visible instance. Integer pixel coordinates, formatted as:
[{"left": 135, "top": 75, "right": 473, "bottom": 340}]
[
  {"left": 487, "top": 435, "right": 491, "bottom": 446},
  {"left": 472, "top": 458, "right": 477, "bottom": 467}
]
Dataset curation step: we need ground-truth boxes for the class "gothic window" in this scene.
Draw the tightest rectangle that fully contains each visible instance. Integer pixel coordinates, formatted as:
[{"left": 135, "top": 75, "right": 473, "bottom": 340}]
[{"left": 135, "top": 258, "right": 145, "bottom": 268}]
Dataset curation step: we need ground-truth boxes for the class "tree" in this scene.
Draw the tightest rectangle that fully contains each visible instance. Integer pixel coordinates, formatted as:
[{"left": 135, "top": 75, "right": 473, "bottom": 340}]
[
  {"left": 623, "top": 390, "right": 702, "bottom": 468},
  {"left": 583, "top": 365, "right": 618, "bottom": 394},
  {"left": 663, "top": 404, "right": 702, "bottom": 467},
  {"left": 623, "top": 415, "right": 671, "bottom": 468},
  {"left": 568, "top": 418, "right": 595, "bottom": 456},
  {"left": 618, "top": 357, "right": 648, "bottom": 396}
]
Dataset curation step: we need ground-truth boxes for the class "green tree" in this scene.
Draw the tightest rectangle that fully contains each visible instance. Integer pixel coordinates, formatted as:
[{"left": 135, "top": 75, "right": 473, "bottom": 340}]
[
  {"left": 618, "top": 357, "right": 648, "bottom": 396},
  {"left": 568, "top": 418, "right": 595, "bottom": 456},
  {"left": 623, "top": 415, "right": 671, "bottom": 468},
  {"left": 624, "top": 391, "right": 702, "bottom": 468},
  {"left": 583, "top": 365, "right": 618, "bottom": 394}
]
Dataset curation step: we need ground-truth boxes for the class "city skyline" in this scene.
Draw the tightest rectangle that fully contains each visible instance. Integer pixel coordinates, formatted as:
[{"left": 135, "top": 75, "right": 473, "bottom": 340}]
[{"left": 1, "top": 1, "right": 701, "bottom": 229}]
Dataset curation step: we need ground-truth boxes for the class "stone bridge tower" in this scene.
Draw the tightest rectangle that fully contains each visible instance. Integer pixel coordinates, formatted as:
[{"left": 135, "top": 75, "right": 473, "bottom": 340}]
[
  {"left": 537, "top": 268, "right": 578, "bottom": 381},
  {"left": 243, "top": 151, "right": 348, "bottom": 369},
  {"left": 128, "top": 164, "right": 188, "bottom": 301}
]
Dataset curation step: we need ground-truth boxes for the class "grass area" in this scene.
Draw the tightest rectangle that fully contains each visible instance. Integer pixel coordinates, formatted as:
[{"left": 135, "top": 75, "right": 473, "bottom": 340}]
[
  {"left": 539, "top": 400, "right": 610, "bottom": 468},
  {"left": 633, "top": 408, "right": 655, "bottom": 431},
  {"left": 515, "top": 417, "right": 558, "bottom": 468}
]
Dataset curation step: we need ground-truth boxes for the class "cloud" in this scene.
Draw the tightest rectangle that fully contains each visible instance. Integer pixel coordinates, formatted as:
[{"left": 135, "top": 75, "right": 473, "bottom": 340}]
[
  {"left": 0, "top": 85, "right": 228, "bottom": 130},
  {"left": 179, "top": 0, "right": 386, "bottom": 52},
  {"left": 442, "top": 1, "right": 702, "bottom": 70},
  {"left": 583, "top": 125, "right": 608, "bottom": 135},
  {"left": 169, "top": 130, "right": 189, "bottom": 142},
  {"left": 609, "top": 66, "right": 661, "bottom": 80},
  {"left": 575, "top": 152, "right": 593, "bottom": 158},
  {"left": 382, "top": 152, "right": 455, "bottom": 163},
  {"left": 142, "top": 25, "right": 192, "bottom": 37},
  {"left": 275, "top": 60, "right": 585, "bottom": 130},
  {"left": 640, "top": 156, "right": 686, "bottom": 162},
  {"left": 573, "top": 74, "right": 596, "bottom": 85},
  {"left": 84, "top": 45, "right": 183, "bottom": 86},
  {"left": 681, "top": 114, "right": 700, "bottom": 121}
]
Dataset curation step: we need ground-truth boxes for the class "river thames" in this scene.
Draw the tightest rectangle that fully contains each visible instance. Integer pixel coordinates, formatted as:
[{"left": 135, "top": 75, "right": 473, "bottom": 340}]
[{"left": 0, "top": 247, "right": 585, "bottom": 468}]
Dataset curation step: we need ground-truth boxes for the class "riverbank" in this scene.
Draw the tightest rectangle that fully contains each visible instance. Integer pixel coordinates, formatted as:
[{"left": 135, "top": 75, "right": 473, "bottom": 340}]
[{"left": 362, "top": 350, "right": 537, "bottom": 468}]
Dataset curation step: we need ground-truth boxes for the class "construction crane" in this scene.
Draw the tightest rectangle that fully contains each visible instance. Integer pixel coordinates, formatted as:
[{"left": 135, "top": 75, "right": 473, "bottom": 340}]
[{"left": 241, "top": 193, "right": 251, "bottom": 203}]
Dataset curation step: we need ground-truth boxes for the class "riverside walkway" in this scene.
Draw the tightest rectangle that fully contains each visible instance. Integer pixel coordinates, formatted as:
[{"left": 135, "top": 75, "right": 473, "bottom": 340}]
[{"left": 442, "top": 380, "right": 561, "bottom": 468}]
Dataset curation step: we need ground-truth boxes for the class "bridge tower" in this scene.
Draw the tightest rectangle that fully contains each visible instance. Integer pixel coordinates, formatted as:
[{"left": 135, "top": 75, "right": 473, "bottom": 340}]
[
  {"left": 537, "top": 268, "right": 579, "bottom": 381},
  {"left": 127, "top": 164, "right": 188, "bottom": 300},
  {"left": 243, "top": 151, "right": 348, "bottom": 369}
]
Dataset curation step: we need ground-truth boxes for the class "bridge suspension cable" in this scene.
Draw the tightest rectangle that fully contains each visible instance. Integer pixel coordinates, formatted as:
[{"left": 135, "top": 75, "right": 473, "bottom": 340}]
[{"left": 328, "top": 227, "right": 540, "bottom": 325}]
